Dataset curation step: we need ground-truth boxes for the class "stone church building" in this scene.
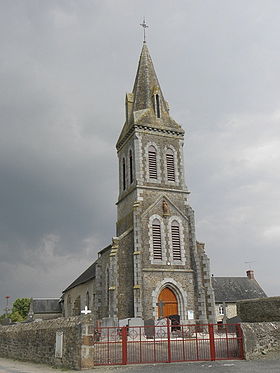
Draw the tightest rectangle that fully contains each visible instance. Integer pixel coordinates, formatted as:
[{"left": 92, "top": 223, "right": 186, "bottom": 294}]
[{"left": 62, "top": 42, "right": 216, "bottom": 324}]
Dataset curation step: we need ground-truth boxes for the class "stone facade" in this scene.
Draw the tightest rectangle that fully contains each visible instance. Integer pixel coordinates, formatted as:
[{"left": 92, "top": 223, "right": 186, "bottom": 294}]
[
  {"left": 215, "top": 302, "right": 237, "bottom": 322},
  {"left": 63, "top": 42, "right": 216, "bottom": 324}
]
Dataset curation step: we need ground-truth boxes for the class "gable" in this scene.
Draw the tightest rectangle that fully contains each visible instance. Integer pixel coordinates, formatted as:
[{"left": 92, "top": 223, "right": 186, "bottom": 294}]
[{"left": 142, "top": 194, "right": 189, "bottom": 222}]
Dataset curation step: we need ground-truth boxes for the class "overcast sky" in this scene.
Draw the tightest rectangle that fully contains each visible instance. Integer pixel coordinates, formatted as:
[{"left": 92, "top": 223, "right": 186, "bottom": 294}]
[{"left": 1, "top": 0, "right": 280, "bottom": 313}]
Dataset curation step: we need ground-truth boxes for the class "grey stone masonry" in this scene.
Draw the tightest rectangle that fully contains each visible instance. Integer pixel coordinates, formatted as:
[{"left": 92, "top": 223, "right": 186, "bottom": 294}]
[
  {"left": 0, "top": 317, "right": 82, "bottom": 370},
  {"left": 62, "top": 42, "right": 216, "bottom": 325},
  {"left": 113, "top": 42, "right": 216, "bottom": 323},
  {"left": 241, "top": 322, "right": 280, "bottom": 359}
]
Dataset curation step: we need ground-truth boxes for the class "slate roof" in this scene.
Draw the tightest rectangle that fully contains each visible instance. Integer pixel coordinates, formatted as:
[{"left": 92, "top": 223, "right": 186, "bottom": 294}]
[
  {"left": 63, "top": 261, "right": 97, "bottom": 293},
  {"left": 117, "top": 43, "right": 183, "bottom": 149},
  {"left": 31, "top": 298, "right": 62, "bottom": 314},
  {"left": 212, "top": 276, "right": 267, "bottom": 303},
  {"left": 62, "top": 244, "right": 112, "bottom": 293}
]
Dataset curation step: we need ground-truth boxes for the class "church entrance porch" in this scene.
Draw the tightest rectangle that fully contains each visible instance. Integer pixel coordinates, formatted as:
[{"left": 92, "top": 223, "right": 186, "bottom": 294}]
[{"left": 157, "top": 287, "right": 178, "bottom": 318}]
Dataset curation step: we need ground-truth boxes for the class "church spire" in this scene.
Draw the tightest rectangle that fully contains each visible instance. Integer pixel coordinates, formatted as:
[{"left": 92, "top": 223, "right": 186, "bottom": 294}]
[
  {"left": 132, "top": 43, "right": 168, "bottom": 115},
  {"left": 117, "top": 43, "right": 183, "bottom": 149}
]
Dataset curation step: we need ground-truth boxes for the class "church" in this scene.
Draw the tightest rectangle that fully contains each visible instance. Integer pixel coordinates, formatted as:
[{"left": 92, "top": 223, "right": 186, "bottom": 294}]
[{"left": 62, "top": 41, "right": 216, "bottom": 325}]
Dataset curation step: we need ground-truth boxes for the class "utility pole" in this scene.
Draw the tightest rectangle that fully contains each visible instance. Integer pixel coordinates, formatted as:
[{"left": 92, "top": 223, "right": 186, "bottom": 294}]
[{"left": 4, "top": 296, "right": 11, "bottom": 318}]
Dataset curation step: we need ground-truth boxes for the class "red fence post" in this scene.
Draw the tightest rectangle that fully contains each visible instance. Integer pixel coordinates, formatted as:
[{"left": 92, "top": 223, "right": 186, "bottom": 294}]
[
  {"left": 121, "top": 327, "right": 128, "bottom": 365},
  {"left": 167, "top": 318, "right": 171, "bottom": 363},
  {"left": 208, "top": 324, "right": 216, "bottom": 361},
  {"left": 236, "top": 324, "right": 245, "bottom": 359}
]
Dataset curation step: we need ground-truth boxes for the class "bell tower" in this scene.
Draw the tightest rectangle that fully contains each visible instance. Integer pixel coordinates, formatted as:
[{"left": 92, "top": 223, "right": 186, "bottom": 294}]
[{"left": 113, "top": 42, "right": 216, "bottom": 324}]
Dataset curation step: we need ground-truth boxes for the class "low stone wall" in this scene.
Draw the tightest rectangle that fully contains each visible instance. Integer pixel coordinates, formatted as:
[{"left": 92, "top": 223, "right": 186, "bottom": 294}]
[
  {"left": 0, "top": 316, "right": 94, "bottom": 370},
  {"left": 241, "top": 322, "right": 280, "bottom": 359},
  {"left": 237, "top": 297, "right": 280, "bottom": 322}
]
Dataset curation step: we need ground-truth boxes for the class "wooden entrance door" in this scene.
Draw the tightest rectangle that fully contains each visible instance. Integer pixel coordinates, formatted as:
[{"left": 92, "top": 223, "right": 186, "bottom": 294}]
[{"left": 158, "top": 287, "right": 178, "bottom": 317}]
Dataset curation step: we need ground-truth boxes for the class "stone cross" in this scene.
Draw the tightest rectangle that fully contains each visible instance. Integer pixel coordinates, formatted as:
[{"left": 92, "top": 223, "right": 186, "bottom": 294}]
[
  {"left": 156, "top": 300, "right": 165, "bottom": 318},
  {"left": 81, "top": 306, "right": 91, "bottom": 315}
]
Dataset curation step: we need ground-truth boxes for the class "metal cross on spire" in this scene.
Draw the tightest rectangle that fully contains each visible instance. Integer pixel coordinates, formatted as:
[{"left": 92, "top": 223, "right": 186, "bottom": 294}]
[{"left": 140, "top": 17, "right": 149, "bottom": 43}]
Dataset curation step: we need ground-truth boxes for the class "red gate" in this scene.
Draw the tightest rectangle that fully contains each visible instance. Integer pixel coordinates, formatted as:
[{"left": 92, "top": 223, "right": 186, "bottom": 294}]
[{"left": 92, "top": 321, "right": 244, "bottom": 366}]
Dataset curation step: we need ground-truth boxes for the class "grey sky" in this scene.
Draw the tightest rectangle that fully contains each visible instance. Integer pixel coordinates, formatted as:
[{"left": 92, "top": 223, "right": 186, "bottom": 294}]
[{"left": 1, "top": 0, "right": 280, "bottom": 312}]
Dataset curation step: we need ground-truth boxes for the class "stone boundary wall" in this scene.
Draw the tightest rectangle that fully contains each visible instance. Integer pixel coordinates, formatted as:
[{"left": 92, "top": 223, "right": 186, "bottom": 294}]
[
  {"left": 0, "top": 316, "right": 95, "bottom": 370},
  {"left": 237, "top": 297, "right": 280, "bottom": 322},
  {"left": 241, "top": 322, "right": 280, "bottom": 359}
]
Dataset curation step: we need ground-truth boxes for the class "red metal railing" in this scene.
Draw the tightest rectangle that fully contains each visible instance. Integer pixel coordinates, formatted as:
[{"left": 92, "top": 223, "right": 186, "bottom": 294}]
[{"left": 92, "top": 322, "right": 244, "bottom": 366}]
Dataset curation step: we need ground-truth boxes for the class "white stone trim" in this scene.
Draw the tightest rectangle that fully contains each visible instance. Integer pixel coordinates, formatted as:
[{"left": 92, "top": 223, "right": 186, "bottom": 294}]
[
  {"left": 167, "top": 216, "right": 186, "bottom": 266},
  {"left": 163, "top": 144, "right": 179, "bottom": 185},
  {"left": 144, "top": 142, "right": 162, "bottom": 183},
  {"left": 148, "top": 214, "right": 166, "bottom": 264},
  {"left": 179, "top": 139, "right": 186, "bottom": 188},
  {"left": 151, "top": 278, "right": 188, "bottom": 322},
  {"left": 134, "top": 133, "right": 143, "bottom": 183}
]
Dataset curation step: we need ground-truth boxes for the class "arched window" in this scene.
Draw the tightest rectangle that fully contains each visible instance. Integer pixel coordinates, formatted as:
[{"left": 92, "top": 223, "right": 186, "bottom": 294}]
[
  {"left": 171, "top": 220, "right": 181, "bottom": 261},
  {"left": 148, "top": 145, "right": 157, "bottom": 179},
  {"left": 155, "top": 94, "right": 161, "bottom": 118},
  {"left": 86, "top": 291, "right": 90, "bottom": 309},
  {"left": 166, "top": 148, "right": 175, "bottom": 181},
  {"left": 152, "top": 218, "right": 162, "bottom": 260},
  {"left": 129, "top": 150, "right": 133, "bottom": 184},
  {"left": 122, "top": 157, "right": 126, "bottom": 190}
]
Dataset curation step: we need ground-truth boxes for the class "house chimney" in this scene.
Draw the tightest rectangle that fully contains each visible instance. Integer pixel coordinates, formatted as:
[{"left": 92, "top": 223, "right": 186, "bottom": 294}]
[{"left": 246, "top": 270, "right": 255, "bottom": 280}]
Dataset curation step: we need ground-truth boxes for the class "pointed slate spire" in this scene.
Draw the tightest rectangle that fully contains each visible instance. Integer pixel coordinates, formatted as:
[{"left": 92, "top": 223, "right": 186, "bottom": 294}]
[
  {"left": 132, "top": 43, "right": 168, "bottom": 114},
  {"left": 117, "top": 43, "right": 183, "bottom": 149}
]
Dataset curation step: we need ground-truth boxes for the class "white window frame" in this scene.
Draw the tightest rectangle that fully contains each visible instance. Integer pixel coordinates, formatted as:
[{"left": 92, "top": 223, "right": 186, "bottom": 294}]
[
  {"left": 167, "top": 216, "right": 186, "bottom": 265},
  {"left": 148, "top": 214, "right": 166, "bottom": 264},
  {"left": 145, "top": 142, "right": 162, "bottom": 183},
  {"left": 218, "top": 304, "right": 224, "bottom": 315},
  {"left": 163, "top": 145, "right": 179, "bottom": 184}
]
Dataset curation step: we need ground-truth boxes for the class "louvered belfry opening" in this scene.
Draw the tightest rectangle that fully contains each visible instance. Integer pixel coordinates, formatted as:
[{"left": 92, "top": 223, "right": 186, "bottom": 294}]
[
  {"left": 148, "top": 145, "right": 157, "bottom": 179},
  {"left": 166, "top": 149, "right": 175, "bottom": 181},
  {"left": 152, "top": 219, "right": 162, "bottom": 260},
  {"left": 171, "top": 221, "right": 181, "bottom": 260}
]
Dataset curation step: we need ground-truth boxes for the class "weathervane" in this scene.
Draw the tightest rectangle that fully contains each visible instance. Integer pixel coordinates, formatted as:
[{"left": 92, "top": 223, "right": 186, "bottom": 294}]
[{"left": 140, "top": 17, "right": 148, "bottom": 43}]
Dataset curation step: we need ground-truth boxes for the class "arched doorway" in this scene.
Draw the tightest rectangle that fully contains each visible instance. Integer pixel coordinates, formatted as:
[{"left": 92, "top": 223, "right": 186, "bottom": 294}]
[{"left": 157, "top": 287, "right": 178, "bottom": 318}]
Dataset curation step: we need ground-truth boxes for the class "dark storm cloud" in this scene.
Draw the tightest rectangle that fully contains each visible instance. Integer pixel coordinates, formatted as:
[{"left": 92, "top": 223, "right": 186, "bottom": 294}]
[{"left": 0, "top": 0, "right": 280, "bottom": 311}]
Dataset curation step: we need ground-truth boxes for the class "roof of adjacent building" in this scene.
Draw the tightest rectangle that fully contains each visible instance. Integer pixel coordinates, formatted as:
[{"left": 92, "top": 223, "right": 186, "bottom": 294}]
[
  {"left": 63, "top": 261, "right": 97, "bottom": 293},
  {"left": 31, "top": 298, "right": 62, "bottom": 314},
  {"left": 212, "top": 276, "right": 267, "bottom": 303},
  {"left": 62, "top": 244, "right": 111, "bottom": 293}
]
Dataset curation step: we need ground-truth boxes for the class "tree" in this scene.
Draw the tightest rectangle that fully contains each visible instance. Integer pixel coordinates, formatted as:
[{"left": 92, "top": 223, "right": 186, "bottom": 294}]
[
  {"left": 12, "top": 298, "right": 31, "bottom": 319},
  {"left": 0, "top": 298, "right": 31, "bottom": 323},
  {"left": 9, "top": 311, "right": 24, "bottom": 322}
]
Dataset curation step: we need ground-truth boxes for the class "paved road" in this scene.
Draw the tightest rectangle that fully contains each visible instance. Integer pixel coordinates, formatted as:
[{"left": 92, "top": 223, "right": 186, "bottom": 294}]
[{"left": 1, "top": 358, "right": 280, "bottom": 373}]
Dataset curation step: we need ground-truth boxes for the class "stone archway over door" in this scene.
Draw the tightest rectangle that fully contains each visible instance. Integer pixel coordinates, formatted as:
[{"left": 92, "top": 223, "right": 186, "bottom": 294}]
[{"left": 158, "top": 287, "right": 178, "bottom": 317}]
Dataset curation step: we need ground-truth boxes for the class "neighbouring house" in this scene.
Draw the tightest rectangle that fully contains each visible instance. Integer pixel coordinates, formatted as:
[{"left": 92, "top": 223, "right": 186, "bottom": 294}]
[
  {"left": 28, "top": 298, "right": 62, "bottom": 321},
  {"left": 212, "top": 270, "right": 267, "bottom": 323}
]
